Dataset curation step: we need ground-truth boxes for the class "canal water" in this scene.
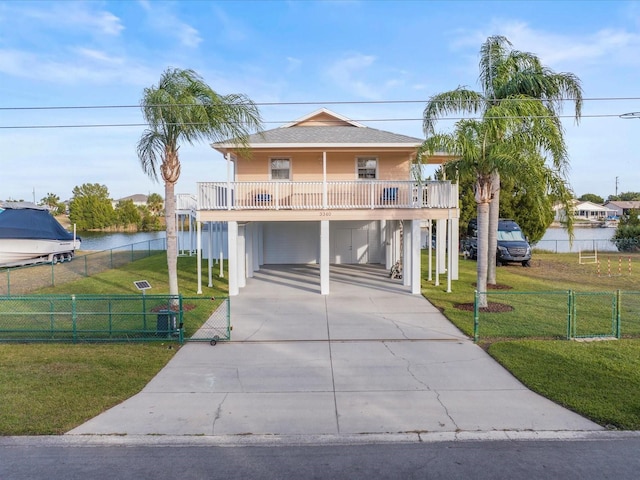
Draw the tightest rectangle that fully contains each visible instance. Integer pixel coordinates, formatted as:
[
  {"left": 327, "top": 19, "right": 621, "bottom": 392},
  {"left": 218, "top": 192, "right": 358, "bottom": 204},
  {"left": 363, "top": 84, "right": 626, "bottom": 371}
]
[
  {"left": 78, "top": 225, "right": 228, "bottom": 257},
  {"left": 78, "top": 225, "right": 617, "bottom": 255},
  {"left": 536, "top": 227, "right": 616, "bottom": 253}
]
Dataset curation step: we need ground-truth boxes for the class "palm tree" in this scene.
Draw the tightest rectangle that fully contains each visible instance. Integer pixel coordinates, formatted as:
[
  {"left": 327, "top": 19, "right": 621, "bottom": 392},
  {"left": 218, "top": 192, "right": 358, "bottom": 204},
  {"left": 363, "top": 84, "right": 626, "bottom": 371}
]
[
  {"left": 421, "top": 97, "right": 573, "bottom": 307},
  {"left": 138, "top": 68, "right": 262, "bottom": 299},
  {"left": 423, "top": 35, "right": 582, "bottom": 287}
]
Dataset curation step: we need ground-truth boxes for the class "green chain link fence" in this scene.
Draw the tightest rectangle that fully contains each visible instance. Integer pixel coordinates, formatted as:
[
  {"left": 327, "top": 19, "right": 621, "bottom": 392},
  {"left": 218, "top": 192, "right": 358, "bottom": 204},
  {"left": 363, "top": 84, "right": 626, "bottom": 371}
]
[
  {"left": 0, "top": 238, "right": 166, "bottom": 296},
  {"left": 474, "top": 289, "right": 640, "bottom": 343},
  {"left": 0, "top": 294, "right": 230, "bottom": 344}
]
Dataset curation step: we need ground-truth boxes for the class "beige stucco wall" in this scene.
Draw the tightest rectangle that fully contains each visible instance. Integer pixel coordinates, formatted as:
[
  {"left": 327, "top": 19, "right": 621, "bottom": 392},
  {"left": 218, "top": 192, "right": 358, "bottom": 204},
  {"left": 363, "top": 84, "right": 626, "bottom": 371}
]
[{"left": 235, "top": 151, "right": 413, "bottom": 182}]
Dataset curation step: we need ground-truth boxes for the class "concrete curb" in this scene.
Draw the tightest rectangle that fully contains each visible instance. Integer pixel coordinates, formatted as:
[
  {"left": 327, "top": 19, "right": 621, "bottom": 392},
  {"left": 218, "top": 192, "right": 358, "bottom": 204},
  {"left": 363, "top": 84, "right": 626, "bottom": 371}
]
[{"left": 3, "top": 431, "right": 640, "bottom": 448}]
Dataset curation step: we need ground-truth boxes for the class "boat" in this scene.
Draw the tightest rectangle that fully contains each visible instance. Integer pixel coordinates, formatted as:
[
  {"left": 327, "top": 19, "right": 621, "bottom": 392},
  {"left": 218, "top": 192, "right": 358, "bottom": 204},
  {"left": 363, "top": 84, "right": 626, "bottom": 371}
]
[{"left": 0, "top": 203, "right": 81, "bottom": 267}]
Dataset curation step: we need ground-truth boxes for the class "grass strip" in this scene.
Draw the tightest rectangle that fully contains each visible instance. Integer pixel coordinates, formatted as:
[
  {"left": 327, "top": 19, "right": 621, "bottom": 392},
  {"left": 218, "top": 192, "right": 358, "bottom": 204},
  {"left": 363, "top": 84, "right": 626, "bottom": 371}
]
[
  {"left": 488, "top": 339, "right": 640, "bottom": 429},
  {"left": 0, "top": 343, "right": 177, "bottom": 435}
]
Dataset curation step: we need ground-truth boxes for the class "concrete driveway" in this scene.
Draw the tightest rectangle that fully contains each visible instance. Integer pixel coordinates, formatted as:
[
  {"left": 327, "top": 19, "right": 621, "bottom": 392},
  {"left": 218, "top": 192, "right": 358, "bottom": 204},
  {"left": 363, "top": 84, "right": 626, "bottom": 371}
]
[{"left": 68, "top": 264, "right": 602, "bottom": 438}]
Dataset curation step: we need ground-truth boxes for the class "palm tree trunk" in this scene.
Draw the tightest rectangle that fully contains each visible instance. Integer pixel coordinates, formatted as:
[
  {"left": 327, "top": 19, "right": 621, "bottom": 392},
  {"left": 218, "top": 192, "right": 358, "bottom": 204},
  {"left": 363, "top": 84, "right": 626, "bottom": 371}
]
[
  {"left": 164, "top": 181, "right": 179, "bottom": 303},
  {"left": 487, "top": 171, "right": 500, "bottom": 285},
  {"left": 476, "top": 201, "right": 490, "bottom": 308}
]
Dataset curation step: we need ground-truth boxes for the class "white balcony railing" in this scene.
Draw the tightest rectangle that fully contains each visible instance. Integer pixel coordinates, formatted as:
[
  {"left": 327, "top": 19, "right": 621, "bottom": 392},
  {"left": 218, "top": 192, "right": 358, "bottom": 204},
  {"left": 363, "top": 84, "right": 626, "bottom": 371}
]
[{"left": 197, "top": 180, "right": 457, "bottom": 211}]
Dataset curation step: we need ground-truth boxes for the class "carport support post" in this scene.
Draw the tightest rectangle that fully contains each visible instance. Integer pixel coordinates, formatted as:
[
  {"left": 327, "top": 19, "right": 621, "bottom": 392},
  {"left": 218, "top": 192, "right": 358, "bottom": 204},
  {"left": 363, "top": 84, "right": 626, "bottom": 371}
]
[
  {"left": 238, "top": 224, "right": 247, "bottom": 289},
  {"left": 207, "top": 222, "right": 213, "bottom": 287},
  {"left": 320, "top": 220, "right": 330, "bottom": 295},
  {"left": 403, "top": 220, "right": 411, "bottom": 288},
  {"left": 228, "top": 221, "right": 239, "bottom": 296},
  {"left": 196, "top": 220, "right": 202, "bottom": 294},
  {"left": 411, "top": 219, "right": 421, "bottom": 294}
]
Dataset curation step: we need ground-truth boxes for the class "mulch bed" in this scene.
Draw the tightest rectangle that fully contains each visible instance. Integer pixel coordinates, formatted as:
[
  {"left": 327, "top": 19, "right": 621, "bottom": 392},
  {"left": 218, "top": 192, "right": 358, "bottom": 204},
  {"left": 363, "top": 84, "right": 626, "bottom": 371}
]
[
  {"left": 454, "top": 302, "right": 514, "bottom": 313},
  {"left": 472, "top": 283, "right": 513, "bottom": 290},
  {"left": 455, "top": 282, "right": 514, "bottom": 311}
]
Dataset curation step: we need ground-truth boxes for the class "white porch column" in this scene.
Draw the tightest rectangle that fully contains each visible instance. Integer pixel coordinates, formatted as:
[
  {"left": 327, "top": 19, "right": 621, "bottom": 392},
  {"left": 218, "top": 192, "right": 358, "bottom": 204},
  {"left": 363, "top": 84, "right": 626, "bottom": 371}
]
[
  {"left": 207, "top": 222, "right": 213, "bottom": 287},
  {"left": 218, "top": 222, "right": 224, "bottom": 278},
  {"left": 447, "top": 211, "right": 452, "bottom": 293},
  {"left": 246, "top": 223, "right": 254, "bottom": 278},
  {"left": 238, "top": 224, "right": 246, "bottom": 289},
  {"left": 403, "top": 220, "right": 411, "bottom": 287},
  {"left": 228, "top": 221, "right": 238, "bottom": 296},
  {"left": 252, "top": 222, "right": 260, "bottom": 272},
  {"left": 320, "top": 220, "right": 330, "bottom": 295},
  {"left": 427, "top": 220, "right": 433, "bottom": 282},
  {"left": 196, "top": 220, "right": 202, "bottom": 294},
  {"left": 381, "top": 220, "right": 390, "bottom": 269},
  {"left": 451, "top": 216, "right": 459, "bottom": 280},
  {"left": 322, "top": 152, "right": 328, "bottom": 208},
  {"left": 411, "top": 218, "right": 421, "bottom": 294},
  {"left": 226, "top": 153, "right": 232, "bottom": 211},
  {"left": 436, "top": 218, "right": 447, "bottom": 274}
]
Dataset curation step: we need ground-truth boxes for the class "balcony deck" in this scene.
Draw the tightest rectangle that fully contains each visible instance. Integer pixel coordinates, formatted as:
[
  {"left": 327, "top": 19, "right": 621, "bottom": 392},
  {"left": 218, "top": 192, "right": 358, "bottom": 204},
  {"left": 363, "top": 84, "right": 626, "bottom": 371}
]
[
  {"left": 198, "top": 180, "right": 456, "bottom": 209},
  {"left": 195, "top": 181, "right": 457, "bottom": 222}
]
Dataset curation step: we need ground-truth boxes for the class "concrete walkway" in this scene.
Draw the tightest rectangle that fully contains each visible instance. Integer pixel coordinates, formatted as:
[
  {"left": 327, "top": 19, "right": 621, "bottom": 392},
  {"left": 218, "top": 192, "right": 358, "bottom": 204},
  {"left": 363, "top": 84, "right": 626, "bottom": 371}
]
[{"left": 68, "top": 264, "right": 602, "bottom": 438}]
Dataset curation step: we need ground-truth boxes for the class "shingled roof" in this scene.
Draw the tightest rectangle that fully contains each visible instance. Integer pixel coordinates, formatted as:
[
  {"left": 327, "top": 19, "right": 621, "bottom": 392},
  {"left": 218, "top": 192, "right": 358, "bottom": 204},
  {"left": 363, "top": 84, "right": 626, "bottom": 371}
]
[{"left": 212, "top": 108, "right": 424, "bottom": 152}]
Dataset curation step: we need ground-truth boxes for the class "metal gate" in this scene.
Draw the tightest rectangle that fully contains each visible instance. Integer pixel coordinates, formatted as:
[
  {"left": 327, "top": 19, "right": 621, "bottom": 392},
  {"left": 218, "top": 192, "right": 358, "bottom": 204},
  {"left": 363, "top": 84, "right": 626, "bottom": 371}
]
[
  {"left": 571, "top": 291, "right": 619, "bottom": 339},
  {"left": 183, "top": 296, "right": 231, "bottom": 345}
]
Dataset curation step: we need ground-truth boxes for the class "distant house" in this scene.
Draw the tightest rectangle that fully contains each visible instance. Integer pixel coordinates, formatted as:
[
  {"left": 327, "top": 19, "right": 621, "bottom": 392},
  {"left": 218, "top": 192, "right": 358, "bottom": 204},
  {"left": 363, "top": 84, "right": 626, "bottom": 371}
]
[
  {"left": 112, "top": 194, "right": 148, "bottom": 208},
  {"left": 603, "top": 200, "right": 640, "bottom": 217},
  {"left": 554, "top": 200, "right": 617, "bottom": 223}
]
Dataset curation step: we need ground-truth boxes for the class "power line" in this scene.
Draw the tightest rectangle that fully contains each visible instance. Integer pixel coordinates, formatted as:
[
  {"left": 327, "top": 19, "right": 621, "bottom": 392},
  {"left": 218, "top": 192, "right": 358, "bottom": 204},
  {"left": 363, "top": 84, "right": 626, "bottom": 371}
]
[
  {"left": 1, "top": 96, "right": 640, "bottom": 112},
  {"left": 0, "top": 113, "right": 628, "bottom": 130}
]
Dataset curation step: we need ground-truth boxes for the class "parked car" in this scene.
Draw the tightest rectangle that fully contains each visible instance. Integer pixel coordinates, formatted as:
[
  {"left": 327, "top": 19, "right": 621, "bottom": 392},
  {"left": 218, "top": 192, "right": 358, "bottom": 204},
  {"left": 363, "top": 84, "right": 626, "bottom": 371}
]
[{"left": 462, "top": 218, "right": 532, "bottom": 267}]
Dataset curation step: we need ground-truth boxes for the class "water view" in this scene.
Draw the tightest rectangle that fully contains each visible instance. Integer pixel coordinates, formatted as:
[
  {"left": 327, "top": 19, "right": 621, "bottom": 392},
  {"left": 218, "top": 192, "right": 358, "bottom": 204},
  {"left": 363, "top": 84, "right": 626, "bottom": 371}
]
[
  {"left": 78, "top": 231, "right": 166, "bottom": 251},
  {"left": 536, "top": 227, "right": 616, "bottom": 253},
  {"left": 78, "top": 225, "right": 618, "bottom": 256}
]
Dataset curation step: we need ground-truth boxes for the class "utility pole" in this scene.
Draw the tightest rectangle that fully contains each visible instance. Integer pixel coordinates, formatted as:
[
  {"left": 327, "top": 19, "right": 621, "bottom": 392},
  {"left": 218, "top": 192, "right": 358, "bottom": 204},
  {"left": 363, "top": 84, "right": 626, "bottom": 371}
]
[{"left": 619, "top": 113, "right": 639, "bottom": 199}]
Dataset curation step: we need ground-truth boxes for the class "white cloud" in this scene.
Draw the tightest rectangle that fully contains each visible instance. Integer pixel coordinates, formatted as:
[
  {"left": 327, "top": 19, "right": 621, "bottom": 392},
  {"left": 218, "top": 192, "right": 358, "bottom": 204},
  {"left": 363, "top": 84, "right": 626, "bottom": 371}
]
[
  {"left": 453, "top": 20, "right": 640, "bottom": 69},
  {"left": 75, "top": 48, "right": 124, "bottom": 65},
  {"left": 286, "top": 57, "right": 302, "bottom": 73},
  {"left": 0, "top": 48, "right": 155, "bottom": 86},
  {"left": 7, "top": 2, "right": 124, "bottom": 36},
  {"left": 141, "top": 2, "right": 202, "bottom": 48},
  {"left": 326, "top": 53, "right": 380, "bottom": 99}
]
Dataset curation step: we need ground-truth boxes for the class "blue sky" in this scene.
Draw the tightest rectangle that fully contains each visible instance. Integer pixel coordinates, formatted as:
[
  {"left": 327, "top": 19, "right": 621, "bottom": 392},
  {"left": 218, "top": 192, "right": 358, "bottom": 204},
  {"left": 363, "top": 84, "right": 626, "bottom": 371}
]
[{"left": 2, "top": 0, "right": 640, "bottom": 203}]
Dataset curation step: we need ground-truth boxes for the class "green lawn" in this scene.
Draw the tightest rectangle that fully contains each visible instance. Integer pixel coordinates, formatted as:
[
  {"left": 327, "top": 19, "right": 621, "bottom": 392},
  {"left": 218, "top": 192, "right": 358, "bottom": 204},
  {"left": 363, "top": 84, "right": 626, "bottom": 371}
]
[
  {"left": 0, "top": 253, "right": 229, "bottom": 435},
  {"left": 422, "top": 251, "right": 640, "bottom": 429},
  {"left": 0, "top": 343, "right": 176, "bottom": 435},
  {"left": 489, "top": 339, "right": 640, "bottom": 430},
  {"left": 4, "top": 251, "right": 640, "bottom": 434}
]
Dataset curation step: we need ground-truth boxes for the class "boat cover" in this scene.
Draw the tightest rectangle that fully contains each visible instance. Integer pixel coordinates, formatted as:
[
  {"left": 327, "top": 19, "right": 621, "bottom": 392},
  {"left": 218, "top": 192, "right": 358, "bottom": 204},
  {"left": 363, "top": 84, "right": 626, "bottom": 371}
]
[{"left": 0, "top": 206, "right": 75, "bottom": 241}]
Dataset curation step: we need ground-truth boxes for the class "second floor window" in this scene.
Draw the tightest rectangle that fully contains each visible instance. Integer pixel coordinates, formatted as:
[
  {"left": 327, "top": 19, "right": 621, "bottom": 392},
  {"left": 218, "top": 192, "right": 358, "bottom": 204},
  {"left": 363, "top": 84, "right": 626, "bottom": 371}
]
[
  {"left": 357, "top": 157, "right": 377, "bottom": 179},
  {"left": 270, "top": 158, "right": 291, "bottom": 180}
]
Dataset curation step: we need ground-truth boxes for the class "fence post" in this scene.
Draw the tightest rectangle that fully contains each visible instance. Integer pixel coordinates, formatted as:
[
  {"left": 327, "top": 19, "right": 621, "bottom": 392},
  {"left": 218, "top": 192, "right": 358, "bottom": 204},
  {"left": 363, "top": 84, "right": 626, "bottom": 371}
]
[
  {"left": 84, "top": 255, "right": 88, "bottom": 277},
  {"left": 6, "top": 269, "right": 9, "bottom": 296},
  {"left": 227, "top": 296, "right": 232, "bottom": 340},
  {"left": 616, "top": 289, "right": 621, "bottom": 339},
  {"left": 566, "top": 290, "right": 573, "bottom": 340},
  {"left": 51, "top": 262, "right": 55, "bottom": 287},
  {"left": 473, "top": 290, "right": 479, "bottom": 342},
  {"left": 72, "top": 294, "right": 77, "bottom": 344},
  {"left": 108, "top": 299, "right": 113, "bottom": 336}
]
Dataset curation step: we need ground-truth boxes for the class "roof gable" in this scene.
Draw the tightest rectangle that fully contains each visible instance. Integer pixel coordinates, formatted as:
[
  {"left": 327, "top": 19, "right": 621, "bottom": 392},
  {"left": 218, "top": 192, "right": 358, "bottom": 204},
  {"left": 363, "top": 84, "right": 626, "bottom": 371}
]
[
  {"left": 282, "top": 108, "right": 365, "bottom": 128},
  {"left": 212, "top": 108, "right": 424, "bottom": 151}
]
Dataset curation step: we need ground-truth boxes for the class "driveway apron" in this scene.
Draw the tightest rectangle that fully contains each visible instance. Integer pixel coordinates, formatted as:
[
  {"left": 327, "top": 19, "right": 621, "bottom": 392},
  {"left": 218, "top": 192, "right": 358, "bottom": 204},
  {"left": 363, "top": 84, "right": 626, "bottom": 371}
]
[{"left": 68, "top": 264, "right": 602, "bottom": 437}]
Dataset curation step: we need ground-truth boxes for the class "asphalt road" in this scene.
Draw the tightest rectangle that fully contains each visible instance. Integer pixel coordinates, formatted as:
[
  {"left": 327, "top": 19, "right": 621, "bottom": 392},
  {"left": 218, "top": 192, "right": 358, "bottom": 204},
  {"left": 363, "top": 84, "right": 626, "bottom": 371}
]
[{"left": 2, "top": 436, "right": 640, "bottom": 480}]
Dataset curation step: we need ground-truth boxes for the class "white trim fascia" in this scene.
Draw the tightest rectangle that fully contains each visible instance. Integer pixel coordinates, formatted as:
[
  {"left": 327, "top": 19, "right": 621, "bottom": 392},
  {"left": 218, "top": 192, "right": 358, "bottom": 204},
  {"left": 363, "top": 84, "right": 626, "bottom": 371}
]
[
  {"left": 213, "top": 142, "right": 423, "bottom": 150},
  {"left": 280, "top": 108, "right": 366, "bottom": 128}
]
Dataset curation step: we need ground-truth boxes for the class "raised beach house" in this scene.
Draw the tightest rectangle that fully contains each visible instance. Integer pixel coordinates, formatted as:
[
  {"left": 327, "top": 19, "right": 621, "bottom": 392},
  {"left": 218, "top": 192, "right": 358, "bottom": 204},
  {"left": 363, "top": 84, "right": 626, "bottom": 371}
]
[{"left": 193, "top": 109, "right": 459, "bottom": 296}]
